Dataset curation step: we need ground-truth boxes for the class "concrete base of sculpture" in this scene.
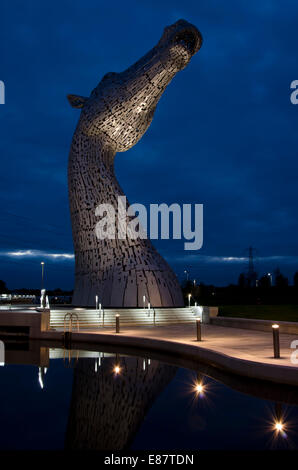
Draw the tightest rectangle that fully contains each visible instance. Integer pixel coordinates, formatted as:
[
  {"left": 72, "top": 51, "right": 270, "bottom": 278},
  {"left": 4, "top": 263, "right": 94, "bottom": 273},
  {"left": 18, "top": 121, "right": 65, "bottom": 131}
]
[{"left": 50, "top": 306, "right": 218, "bottom": 329}]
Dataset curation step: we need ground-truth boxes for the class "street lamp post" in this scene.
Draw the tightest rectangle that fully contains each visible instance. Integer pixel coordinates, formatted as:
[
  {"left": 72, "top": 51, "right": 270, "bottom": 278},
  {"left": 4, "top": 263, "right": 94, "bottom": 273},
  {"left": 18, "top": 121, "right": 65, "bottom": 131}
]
[{"left": 41, "top": 262, "right": 45, "bottom": 290}]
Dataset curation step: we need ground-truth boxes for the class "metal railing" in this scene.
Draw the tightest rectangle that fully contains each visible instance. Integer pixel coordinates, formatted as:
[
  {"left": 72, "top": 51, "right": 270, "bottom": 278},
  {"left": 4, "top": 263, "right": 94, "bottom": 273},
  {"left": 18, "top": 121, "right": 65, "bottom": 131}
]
[
  {"left": 63, "top": 347, "right": 79, "bottom": 368},
  {"left": 63, "top": 312, "right": 79, "bottom": 367},
  {"left": 64, "top": 312, "right": 79, "bottom": 333}
]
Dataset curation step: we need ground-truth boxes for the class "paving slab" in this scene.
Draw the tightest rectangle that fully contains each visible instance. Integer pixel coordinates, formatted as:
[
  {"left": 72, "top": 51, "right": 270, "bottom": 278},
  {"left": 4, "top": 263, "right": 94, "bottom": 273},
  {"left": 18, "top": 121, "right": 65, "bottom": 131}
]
[{"left": 72, "top": 323, "right": 297, "bottom": 368}]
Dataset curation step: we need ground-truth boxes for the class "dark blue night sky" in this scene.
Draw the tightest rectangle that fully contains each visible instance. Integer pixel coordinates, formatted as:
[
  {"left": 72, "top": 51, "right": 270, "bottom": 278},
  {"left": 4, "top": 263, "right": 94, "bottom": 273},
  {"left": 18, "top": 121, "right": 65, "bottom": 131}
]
[{"left": 1, "top": 0, "right": 298, "bottom": 290}]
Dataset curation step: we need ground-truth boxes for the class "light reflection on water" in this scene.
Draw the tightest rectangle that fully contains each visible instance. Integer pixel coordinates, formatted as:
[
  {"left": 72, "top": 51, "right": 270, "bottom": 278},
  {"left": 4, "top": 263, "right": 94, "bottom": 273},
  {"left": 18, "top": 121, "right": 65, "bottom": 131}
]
[{"left": 0, "top": 341, "right": 296, "bottom": 451}]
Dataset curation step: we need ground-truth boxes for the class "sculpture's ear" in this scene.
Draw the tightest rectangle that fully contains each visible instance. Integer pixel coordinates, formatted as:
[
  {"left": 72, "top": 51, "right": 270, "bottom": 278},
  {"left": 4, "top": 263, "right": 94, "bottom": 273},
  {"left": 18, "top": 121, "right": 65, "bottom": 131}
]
[{"left": 67, "top": 94, "right": 88, "bottom": 109}]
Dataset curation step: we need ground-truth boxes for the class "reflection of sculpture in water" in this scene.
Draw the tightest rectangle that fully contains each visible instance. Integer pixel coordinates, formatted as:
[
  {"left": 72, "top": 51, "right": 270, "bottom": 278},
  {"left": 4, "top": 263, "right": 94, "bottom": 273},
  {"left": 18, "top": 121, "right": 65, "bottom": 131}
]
[{"left": 65, "top": 357, "right": 177, "bottom": 450}]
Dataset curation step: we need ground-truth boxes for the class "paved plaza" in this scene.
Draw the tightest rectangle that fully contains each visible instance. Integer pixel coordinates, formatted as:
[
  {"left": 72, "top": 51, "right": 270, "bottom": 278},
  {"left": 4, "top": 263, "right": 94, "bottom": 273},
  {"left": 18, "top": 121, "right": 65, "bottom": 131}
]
[{"left": 72, "top": 323, "right": 298, "bottom": 369}]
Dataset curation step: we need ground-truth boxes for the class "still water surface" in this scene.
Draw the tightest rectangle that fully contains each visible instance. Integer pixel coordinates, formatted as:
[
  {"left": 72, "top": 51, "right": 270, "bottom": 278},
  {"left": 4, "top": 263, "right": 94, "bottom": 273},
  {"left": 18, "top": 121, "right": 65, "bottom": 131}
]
[{"left": 0, "top": 341, "right": 297, "bottom": 450}]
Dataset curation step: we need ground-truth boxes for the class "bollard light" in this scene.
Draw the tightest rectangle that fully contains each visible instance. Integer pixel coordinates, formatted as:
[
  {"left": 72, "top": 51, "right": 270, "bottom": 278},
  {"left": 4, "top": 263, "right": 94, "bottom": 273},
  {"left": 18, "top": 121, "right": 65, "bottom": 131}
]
[
  {"left": 196, "top": 318, "right": 201, "bottom": 341},
  {"left": 272, "top": 324, "right": 280, "bottom": 358},
  {"left": 115, "top": 314, "right": 120, "bottom": 334}
]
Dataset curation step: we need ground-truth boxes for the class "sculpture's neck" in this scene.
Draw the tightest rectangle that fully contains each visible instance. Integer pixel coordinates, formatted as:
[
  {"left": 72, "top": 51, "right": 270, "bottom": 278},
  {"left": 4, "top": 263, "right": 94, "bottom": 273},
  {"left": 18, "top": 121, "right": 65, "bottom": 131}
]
[
  {"left": 74, "top": 123, "right": 116, "bottom": 166},
  {"left": 68, "top": 128, "right": 125, "bottom": 230},
  {"left": 68, "top": 103, "right": 184, "bottom": 308}
]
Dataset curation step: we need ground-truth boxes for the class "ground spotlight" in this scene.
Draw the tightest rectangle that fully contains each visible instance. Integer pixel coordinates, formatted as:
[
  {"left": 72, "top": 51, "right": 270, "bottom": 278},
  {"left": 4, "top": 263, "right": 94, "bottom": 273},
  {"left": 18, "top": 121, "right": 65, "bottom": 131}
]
[
  {"left": 275, "top": 422, "right": 284, "bottom": 432},
  {"left": 194, "top": 381, "right": 204, "bottom": 396}
]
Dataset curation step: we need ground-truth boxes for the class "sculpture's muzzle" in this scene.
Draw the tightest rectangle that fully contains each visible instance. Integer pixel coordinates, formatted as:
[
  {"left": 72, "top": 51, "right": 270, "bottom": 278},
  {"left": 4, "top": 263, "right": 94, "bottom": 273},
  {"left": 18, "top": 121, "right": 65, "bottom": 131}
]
[{"left": 160, "top": 19, "right": 203, "bottom": 57}]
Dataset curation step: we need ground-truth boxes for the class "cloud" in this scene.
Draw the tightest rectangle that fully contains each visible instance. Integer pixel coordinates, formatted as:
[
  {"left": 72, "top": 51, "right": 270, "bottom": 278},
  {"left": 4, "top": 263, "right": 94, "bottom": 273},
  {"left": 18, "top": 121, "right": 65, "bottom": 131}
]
[
  {"left": 3, "top": 248, "right": 296, "bottom": 267},
  {"left": 0, "top": 249, "right": 74, "bottom": 261},
  {"left": 169, "top": 254, "right": 298, "bottom": 265}
]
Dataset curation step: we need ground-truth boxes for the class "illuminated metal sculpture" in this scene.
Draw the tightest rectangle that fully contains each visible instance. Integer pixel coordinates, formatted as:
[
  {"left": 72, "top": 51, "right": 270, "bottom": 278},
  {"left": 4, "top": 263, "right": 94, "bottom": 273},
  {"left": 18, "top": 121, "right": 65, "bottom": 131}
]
[{"left": 68, "top": 19, "right": 203, "bottom": 307}]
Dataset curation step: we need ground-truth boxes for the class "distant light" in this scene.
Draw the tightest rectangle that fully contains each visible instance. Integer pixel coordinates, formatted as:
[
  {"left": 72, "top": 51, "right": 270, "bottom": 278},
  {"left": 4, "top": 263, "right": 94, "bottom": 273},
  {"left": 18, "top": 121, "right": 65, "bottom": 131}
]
[
  {"left": 41, "top": 261, "right": 45, "bottom": 265},
  {"left": 114, "top": 365, "right": 121, "bottom": 375},
  {"left": 272, "top": 324, "right": 279, "bottom": 329}
]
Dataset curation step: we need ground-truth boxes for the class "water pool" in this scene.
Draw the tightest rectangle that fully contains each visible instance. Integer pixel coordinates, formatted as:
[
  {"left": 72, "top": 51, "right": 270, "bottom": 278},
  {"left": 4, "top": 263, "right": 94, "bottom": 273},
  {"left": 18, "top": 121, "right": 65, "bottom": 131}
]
[{"left": 0, "top": 339, "right": 297, "bottom": 451}]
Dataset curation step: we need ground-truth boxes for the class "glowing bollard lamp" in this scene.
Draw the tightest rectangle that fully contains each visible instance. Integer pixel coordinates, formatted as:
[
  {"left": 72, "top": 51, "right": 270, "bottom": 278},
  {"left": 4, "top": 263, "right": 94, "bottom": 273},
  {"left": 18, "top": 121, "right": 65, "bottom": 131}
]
[
  {"left": 115, "top": 314, "right": 120, "bottom": 334},
  {"left": 272, "top": 324, "right": 280, "bottom": 358},
  {"left": 196, "top": 318, "right": 201, "bottom": 341}
]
